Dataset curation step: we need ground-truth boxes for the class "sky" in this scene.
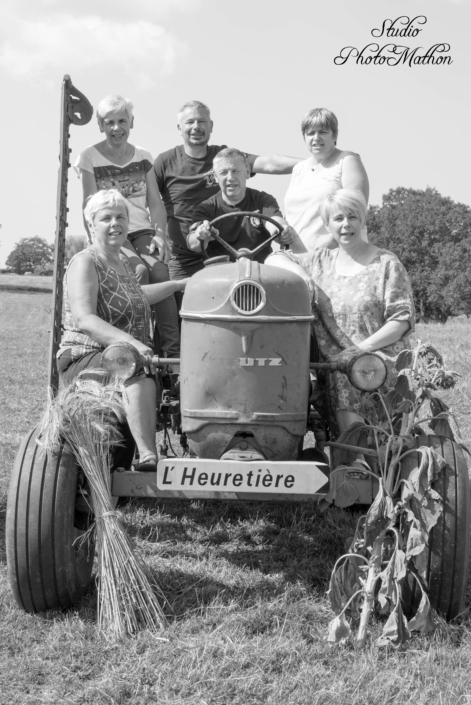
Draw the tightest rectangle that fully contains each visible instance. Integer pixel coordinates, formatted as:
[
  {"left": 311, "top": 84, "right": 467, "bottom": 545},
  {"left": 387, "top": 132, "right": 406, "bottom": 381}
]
[{"left": 0, "top": 0, "right": 469, "bottom": 265}]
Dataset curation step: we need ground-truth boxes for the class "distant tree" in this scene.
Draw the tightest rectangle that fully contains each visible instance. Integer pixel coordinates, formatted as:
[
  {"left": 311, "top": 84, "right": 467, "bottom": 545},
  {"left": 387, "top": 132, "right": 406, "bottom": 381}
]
[
  {"left": 367, "top": 187, "right": 471, "bottom": 321},
  {"left": 65, "top": 234, "right": 88, "bottom": 264},
  {"left": 428, "top": 239, "right": 471, "bottom": 319},
  {"left": 6, "top": 236, "right": 54, "bottom": 275}
]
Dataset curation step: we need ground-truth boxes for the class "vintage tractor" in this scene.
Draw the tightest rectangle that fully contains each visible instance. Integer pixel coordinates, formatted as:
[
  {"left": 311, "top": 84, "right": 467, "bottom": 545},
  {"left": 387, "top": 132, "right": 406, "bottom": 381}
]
[{"left": 5, "top": 79, "right": 470, "bottom": 627}]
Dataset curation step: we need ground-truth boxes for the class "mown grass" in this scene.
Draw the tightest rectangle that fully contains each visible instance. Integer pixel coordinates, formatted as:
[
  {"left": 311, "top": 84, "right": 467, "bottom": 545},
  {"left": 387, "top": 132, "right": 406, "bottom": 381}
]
[
  {"left": 1, "top": 292, "right": 471, "bottom": 704},
  {"left": 0, "top": 273, "right": 53, "bottom": 292}
]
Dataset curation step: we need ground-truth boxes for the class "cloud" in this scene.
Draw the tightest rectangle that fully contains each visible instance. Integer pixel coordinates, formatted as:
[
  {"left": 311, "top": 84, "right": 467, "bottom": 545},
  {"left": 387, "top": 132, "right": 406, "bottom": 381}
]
[
  {"left": 0, "top": 8, "right": 188, "bottom": 88},
  {"left": 40, "top": 0, "right": 201, "bottom": 20}
]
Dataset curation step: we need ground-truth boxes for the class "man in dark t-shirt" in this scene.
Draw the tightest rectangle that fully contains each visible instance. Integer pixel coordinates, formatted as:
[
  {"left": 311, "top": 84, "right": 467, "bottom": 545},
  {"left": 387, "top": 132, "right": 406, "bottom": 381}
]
[
  {"left": 154, "top": 101, "right": 301, "bottom": 283},
  {"left": 187, "top": 149, "right": 303, "bottom": 261}
]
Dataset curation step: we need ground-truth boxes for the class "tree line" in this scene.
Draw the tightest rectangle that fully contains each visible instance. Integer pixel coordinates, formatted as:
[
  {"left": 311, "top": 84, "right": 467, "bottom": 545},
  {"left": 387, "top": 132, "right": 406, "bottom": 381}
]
[
  {"left": 367, "top": 187, "right": 471, "bottom": 321},
  {"left": 5, "top": 187, "right": 471, "bottom": 321},
  {"left": 5, "top": 235, "right": 87, "bottom": 276}
]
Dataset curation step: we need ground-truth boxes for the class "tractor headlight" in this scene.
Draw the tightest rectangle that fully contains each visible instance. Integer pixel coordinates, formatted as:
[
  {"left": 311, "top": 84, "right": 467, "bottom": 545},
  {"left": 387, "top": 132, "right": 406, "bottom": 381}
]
[
  {"left": 101, "top": 343, "right": 140, "bottom": 381},
  {"left": 346, "top": 353, "right": 388, "bottom": 392}
]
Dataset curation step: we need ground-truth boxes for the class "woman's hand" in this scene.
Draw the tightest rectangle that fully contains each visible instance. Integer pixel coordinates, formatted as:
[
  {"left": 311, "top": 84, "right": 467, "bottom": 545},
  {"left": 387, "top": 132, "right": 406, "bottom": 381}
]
[
  {"left": 330, "top": 345, "right": 361, "bottom": 362},
  {"left": 129, "top": 339, "right": 154, "bottom": 361},
  {"left": 128, "top": 339, "right": 156, "bottom": 373},
  {"left": 329, "top": 321, "right": 411, "bottom": 363},
  {"left": 149, "top": 234, "right": 170, "bottom": 263}
]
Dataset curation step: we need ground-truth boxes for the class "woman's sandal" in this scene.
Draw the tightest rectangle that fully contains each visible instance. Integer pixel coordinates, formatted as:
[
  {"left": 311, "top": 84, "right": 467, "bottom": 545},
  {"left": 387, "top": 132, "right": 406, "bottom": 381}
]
[{"left": 135, "top": 454, "right": 158, "bottom": 473}]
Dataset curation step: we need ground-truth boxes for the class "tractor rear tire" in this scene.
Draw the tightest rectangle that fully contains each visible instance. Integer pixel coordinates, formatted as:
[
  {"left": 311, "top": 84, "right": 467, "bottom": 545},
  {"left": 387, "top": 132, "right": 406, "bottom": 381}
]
[
  {"left": 6, "top": 427, "right": 95, "bottom": 613},
  {"left": 402, "top": 435, "right": 470, "bottom": 621}
]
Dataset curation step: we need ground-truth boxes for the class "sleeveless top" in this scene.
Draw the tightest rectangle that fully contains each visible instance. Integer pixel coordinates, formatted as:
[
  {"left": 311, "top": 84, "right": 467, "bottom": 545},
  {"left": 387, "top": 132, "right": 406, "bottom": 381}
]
[
  {"left": 58, "top": 249, "right": 152, "bottom": 360},
  {"left": 284, "top": 151, "right": 367, "bottom": 251}
]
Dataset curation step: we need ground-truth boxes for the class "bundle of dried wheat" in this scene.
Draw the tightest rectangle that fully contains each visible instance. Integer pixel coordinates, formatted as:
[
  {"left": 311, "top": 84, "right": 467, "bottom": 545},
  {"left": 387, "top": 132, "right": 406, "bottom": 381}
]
[{"left": 39, "top": 374, "right": 167, "bottom": 638}]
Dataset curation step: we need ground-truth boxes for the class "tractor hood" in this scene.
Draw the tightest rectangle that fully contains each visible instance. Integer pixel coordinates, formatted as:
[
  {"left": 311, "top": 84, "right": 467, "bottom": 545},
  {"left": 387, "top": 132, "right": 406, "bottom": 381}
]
[{"left": 180, "top": 257, "right": 312, "bottom": 320}]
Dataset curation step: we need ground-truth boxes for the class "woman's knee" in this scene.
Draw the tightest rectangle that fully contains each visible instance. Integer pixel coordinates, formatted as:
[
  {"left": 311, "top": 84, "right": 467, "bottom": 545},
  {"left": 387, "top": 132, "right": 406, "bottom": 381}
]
[
  {"left": 335, "top": 409, "right": 365, "bottom": 433},
  {"left": 133, "top": 262, "right": 149, "bottom": 285},
  {"left": 145, "top": 259, "right": 170, "bottom": 286},
  {"left": 121, "top": 240, "right": 150, "bottom": 284},
  {"left": 125, "top": 375, "right": 157, "bottom": 400},
  {"left": 130, "top": 233, "right": 170, "bottom": 285},
  {"left": 130, "top": 250, "right": 169, "bottom": 286}
]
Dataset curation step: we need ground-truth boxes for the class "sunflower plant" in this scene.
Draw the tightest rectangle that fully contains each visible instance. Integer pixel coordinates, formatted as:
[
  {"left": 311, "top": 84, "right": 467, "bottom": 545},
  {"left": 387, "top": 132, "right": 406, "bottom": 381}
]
[{"left": 324, "top": 342, "right": 462, "bottom": 648}]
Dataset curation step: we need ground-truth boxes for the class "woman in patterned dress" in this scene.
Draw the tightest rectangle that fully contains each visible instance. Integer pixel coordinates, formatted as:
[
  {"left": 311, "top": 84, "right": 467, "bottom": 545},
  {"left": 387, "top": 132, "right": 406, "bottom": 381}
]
[
  {"left": 299, "top": 189, "right": 415, "bottom": 435},
  {"left": 57, "top": 190, "right": 187, "bottom": 472}
]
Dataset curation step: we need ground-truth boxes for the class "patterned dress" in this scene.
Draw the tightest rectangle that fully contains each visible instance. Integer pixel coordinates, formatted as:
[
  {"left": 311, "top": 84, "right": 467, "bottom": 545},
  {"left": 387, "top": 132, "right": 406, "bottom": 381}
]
[
  {"left": 300, "top": 247, "right": 415, "bottom": 415},
  {"left": 58, "top": 249, "right": 152, "bottom": 360}
]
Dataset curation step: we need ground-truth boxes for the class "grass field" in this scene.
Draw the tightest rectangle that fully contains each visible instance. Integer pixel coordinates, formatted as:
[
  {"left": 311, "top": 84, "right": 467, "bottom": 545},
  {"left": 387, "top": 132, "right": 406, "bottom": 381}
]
[
  {"left": 1, "top": 290, "right": 471, "bottom": 704},
  {"left": 0, "top": 273, "right": 53, "bottom": 293}
]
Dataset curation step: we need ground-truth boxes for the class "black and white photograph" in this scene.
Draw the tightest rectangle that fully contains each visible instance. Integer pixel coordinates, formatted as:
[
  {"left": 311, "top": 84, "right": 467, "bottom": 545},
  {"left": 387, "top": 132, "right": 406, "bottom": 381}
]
[{"left": 1, "top": 0, "right": 470, "bottom": 702}]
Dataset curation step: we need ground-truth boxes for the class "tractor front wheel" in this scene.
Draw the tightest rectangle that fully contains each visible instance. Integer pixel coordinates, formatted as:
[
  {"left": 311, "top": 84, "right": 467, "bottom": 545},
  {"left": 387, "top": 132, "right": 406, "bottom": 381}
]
[{"left": 6, "top": 427, "right": 95, "bottom": 613}]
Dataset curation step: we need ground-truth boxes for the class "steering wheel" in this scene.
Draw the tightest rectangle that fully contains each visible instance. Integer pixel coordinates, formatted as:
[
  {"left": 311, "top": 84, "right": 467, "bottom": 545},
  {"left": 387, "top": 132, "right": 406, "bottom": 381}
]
[{"left": 206, "top": 211, "right": 287, "bottom": 261}]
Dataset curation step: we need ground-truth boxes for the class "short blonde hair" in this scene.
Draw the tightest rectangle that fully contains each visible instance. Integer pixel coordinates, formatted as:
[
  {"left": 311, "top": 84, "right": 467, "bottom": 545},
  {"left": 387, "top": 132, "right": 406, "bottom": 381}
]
[
  {"left": 96, "top": 95, "right": 134, "bottom": 127},
  {"left": 84, "top": 189, "right": 130, "bottom": 226},
  {"left": 320, "top": 189, "right": 367, "bottom": 227}
]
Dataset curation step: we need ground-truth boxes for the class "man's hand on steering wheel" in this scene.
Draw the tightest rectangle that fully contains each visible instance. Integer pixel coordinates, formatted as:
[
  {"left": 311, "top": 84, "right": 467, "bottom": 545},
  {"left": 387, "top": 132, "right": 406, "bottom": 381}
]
[
  {"left": 277, "top": 224, "right": 298, "bottom": 247},
  {"left": 195, "top": 220, "right": 219, "bottom": 246}
]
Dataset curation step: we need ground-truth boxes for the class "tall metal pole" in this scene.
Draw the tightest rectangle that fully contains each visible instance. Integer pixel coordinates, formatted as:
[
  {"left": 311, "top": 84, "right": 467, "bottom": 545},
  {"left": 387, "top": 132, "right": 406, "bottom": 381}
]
[{"left": 48, "top": 75, "right": 93, "bottom": 394}]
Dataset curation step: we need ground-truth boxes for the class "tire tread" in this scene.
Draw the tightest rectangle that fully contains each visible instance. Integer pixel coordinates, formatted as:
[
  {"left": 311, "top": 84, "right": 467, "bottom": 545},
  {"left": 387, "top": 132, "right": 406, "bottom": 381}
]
[{"left": 6, "top": 428, "right": 94, "bottom": 613}]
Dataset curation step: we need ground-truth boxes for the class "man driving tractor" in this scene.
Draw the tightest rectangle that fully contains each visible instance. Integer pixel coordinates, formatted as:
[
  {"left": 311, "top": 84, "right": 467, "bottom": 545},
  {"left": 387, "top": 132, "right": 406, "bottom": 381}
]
[{"left": 187, "top": 148, "right": 304, "bottom": 259}]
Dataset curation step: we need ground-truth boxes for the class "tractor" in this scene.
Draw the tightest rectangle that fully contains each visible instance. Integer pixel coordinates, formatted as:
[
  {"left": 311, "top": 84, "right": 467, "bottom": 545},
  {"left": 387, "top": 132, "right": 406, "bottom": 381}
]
[{"left": 5, "top": 77, "right": 470, "bottom": 625}]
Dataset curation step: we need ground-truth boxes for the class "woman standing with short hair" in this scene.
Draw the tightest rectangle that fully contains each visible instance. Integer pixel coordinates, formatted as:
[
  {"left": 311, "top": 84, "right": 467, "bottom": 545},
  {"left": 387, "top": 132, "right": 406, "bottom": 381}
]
[{"left": 285, "top": 108, "right": 369, "bottom": 252}]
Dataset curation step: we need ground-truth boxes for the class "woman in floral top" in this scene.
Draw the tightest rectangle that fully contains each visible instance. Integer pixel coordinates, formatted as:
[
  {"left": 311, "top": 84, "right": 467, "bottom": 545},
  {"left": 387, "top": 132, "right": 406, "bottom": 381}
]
[{"left": 297, "top": 189, "right": 415, "bottom": 436}]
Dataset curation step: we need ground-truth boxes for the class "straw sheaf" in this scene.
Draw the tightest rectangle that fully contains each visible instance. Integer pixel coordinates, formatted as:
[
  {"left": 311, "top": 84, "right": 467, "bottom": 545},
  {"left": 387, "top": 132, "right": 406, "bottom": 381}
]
[{"left": 38, "top": 371, "right": 168, "bottom": 638}]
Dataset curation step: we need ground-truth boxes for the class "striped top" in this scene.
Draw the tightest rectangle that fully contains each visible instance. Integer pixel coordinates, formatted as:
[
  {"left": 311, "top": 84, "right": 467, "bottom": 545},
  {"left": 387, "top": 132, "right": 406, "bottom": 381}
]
[{"left": 58, "top": 249, "right": 152, "bottom": 359}]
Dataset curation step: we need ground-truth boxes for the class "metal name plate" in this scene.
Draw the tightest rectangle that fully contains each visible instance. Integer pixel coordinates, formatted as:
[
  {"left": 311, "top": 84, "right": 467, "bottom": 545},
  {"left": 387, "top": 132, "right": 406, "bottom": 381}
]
[{"left": 157, "top": 458, "right": 328, "bottom": 495}]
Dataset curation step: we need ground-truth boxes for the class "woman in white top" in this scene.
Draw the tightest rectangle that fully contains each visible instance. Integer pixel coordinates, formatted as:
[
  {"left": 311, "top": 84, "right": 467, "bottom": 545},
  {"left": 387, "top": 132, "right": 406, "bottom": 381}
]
[
  {"left": 284, "top": 108, "right": 369, "bottom": 252},
  {"left": 74, "top": 95, "right": 180, "bottom": 359}
]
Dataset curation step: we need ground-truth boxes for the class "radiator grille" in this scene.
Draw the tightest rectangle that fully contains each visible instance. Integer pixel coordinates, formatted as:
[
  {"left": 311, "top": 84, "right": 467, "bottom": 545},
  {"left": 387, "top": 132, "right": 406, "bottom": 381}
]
[{"left": 231, "top": 282, "right": 265, "bottom": 314}]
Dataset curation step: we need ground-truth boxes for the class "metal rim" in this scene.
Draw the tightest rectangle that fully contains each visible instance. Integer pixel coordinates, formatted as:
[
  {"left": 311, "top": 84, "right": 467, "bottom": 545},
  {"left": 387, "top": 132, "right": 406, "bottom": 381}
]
[{"left": 347, "top": 352, "right": 388, "bottom": 391}]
